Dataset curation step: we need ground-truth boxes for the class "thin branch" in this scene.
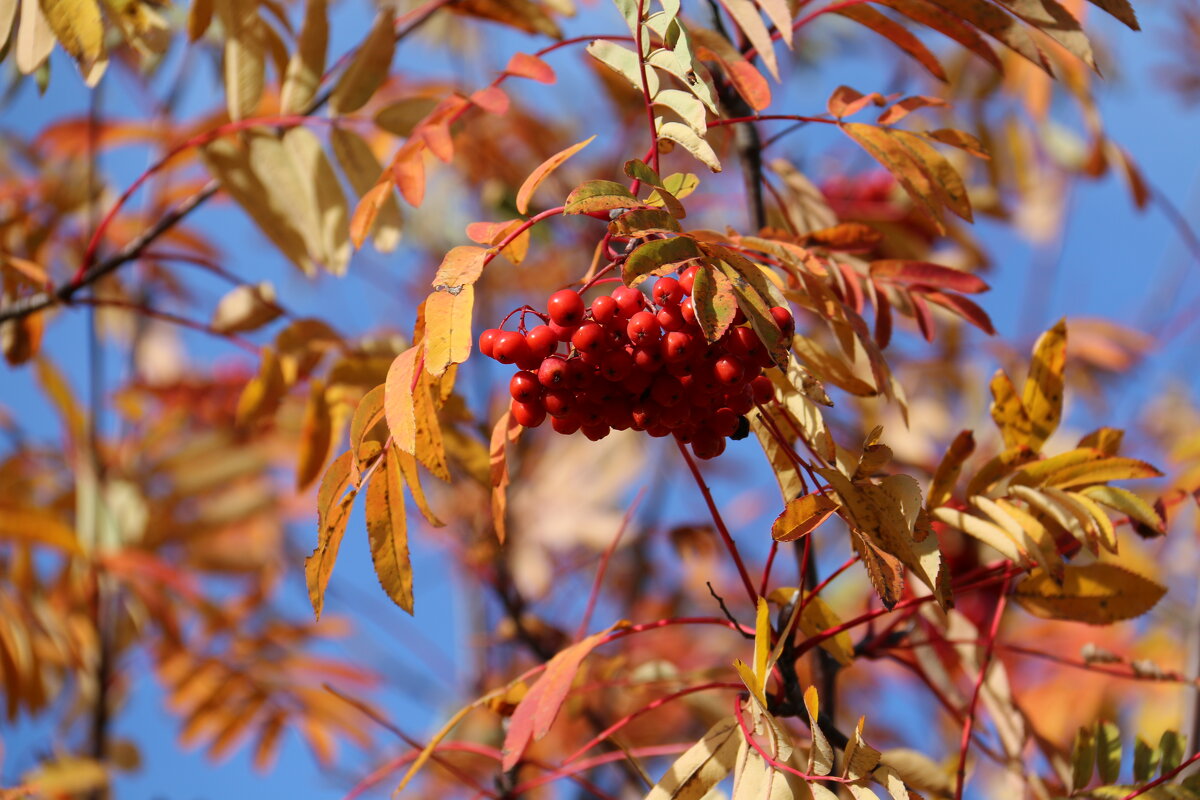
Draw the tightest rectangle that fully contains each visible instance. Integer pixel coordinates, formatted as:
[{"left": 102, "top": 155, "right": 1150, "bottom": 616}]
[
  {"left": 575, "top": 487, "right": 645, "bottom": 640},
  {"left": 955, "top": 578, "right": 1012, "bottom": 800}
]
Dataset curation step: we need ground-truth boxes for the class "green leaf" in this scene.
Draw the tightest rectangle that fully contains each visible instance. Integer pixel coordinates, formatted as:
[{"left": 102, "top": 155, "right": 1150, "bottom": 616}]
[
  {"left": 1072, "top": 725, "right": 1096, "bottom": 792},
  {"left": 1159, "top": 730, "right": 1184, "bottom": 776},
  {"left": 330, "top": 9, "right": 395, "bottom": 114},
  {"left": 1096, "top": 721, "right": 1122, "bottom": 785},
  {"left": 1133, "top": 737, "right": 1160, "bottom": 784},
  {"left": 587, "top": 39, "right": 658, "bottom": 94},
  {"left": 564, "top": 180, "right": 637, "bottom": 215},
  {"left": 692, "top": 265, "right": 737, "bottom": 343},
  {"left": 622, "top": 236, "right": 702, "bottom": 285}
]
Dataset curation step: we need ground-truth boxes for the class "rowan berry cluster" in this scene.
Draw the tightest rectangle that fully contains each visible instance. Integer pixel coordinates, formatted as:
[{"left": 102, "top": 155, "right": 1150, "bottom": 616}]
[{"left": 478, "top": 266, "right": 794, "bottom": 460}]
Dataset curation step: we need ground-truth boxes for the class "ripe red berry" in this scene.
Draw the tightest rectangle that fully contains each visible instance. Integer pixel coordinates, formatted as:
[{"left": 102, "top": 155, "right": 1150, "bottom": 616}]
[
  {"left": 525, "top": 325, "right": 558, "bottom": 360},
  {"left": 511, "top": 399, "right": 546, "bottom": 428},
  {"left": 770, "top": 306, "right": 795, "bottom": 339},
  {"left": 612, "top": 286, "right": 646, "bottom": 317},
  {"left": 537, "top": 355, "right": 569, "bottom": 387},
  {"left": 590, "top": 295, "right": 618, "bottom": 324},
  {"left": 632, "top": 345, "right": 664, "bottom": 373},
  {"left": 662, "top": 331, "right": 693, "bottom": 363},
  {"left": 621, "top": 370, "right": 653, "bottom": 394},
  {"left": 600, "top": 348, "right": 633, "bottom": 381},
  {"left": 680, "top": 297, "right": 697, "bottom": 326},
  {"left": 679, "top": 265, "right": 700, "bottom": 295},
  {"left": 551, "top": 415, "right": 581, "bottom": 435},
  {"left": 725, "top": 385, "right": 754, "bottom": 416},
  {"left": 565, "top": 358, "right": 589, "bottom": 389},
  {"left": 510, "top": 371, "right": 542, "bottom": 402},
  {"left": 714, "top": 356, "right": 745, "bottom": 386},
  {"left": 691, "top": 430, "right": 726, "bottom": 460},
  {"left": 653, "top": 277, "right": 684, "bottom": 306},
  {"left": 651, "top": 374, "right": 683, "bottom": 407},
  {"left": 630, "top": 404, "right": 654, "bottom": 430},
  {"left": 543, "top": 388, "right": 574, "bottom": 417},
  {"left": 581, "top": 424, "right": 611, "bottom": 441},
  {"left": 576, "top": 402, "right": 604, "bottom": 427},
  {"left": 646, "top": 422, "right": 671, "bottom": 438},
  {"left": 479, "top": 328, "right": 501, "bottom": 360},
  {"left": 626, "top": 311, "right": 661, "bottom": 345},
  {"left": 712, "top": 407, "right": 739, "bottom": 438},
  {"left": 656, "top": 304, "right": 685, "bottom": 331},
  {"left": 493, "top": 331, "right": 531, "bottom": 365},
  {"left": 549, "top": 320, "right": 578, "bottom": 342},
  {"left": 750, "top": 375, "right": 774, "bottom": 405},
  {"left": 571, "top": 322, "right": 606, "bottom": 355},
  {"left": 547, "top": 289, "right": 586, "bottom": 326}
]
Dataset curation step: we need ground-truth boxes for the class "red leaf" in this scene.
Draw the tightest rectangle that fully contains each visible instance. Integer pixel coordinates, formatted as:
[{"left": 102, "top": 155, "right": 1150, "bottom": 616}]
[
  {"left": 870, "top": 260, "right": 989, "bottom": 293},
  {"left": 505, "top": 52, "right": 556, "bottom": 84},
  {"left": 923, "top": 289, "right": 995, "bottom": 335}
]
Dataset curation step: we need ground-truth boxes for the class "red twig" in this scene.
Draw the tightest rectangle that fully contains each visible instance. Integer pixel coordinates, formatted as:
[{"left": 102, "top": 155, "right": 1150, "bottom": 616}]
[
  {"left": 732, "top": 693, "right": 848, "bottom": 783},
  {"left": 575, "top": 487, "right": 646, "bottom": 640},
  {"left": 635, "top": 0, "right": 660, "bottom": 173},
  {"left": 675, "top": 437, "right": 759, "bottom": 606},
  {"left": 509, "top": 744, "right": 689, "bottom": 796},
  {"left": 759, "top": 541, "right": 780, "bottom": 598},
  {"left": 954, "top": 578, "right": 1012, "bottom": 800},
  {"left": 563, "top": 681, "right": 742, "bottom": 764}
]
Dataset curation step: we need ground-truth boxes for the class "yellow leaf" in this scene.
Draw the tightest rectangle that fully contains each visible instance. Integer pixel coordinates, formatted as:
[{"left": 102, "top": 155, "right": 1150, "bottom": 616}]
[
  {"left": 804, "top": 686, "right": 834, "bottom": 776},
  {"left": 384, "top": 347, "right": 419, "bottom": 455},
  {"left": 753, "top": 597, "right": 770, "bottom": 688},
  {"left": 994, "top": 497, "right": 1064, "bottom": 580},
  {"left": 395, "top": 446, "right": 444, "bottom": 527},
  {"left": 0, "top": 0, "right": 18, "bottom": 49},
  {"left": 799, "top": 595, "right": 854, "bottom": 666},
  {"left": 422, "top": 285, "right": 474, "bottom": 378},
  {"left": 23, "top": 756, "right": 108, "bottom": 796},
  {"left": 1080, "top": 485, "right": 1163, "bottom": 534},
  {"left": 931, "top": 507, "right": 1027, "bottom": 564},
  {"left": 216, "top": 0, "right": 265, "bottom": 121},
  {"left": 16, "top": 0, "right": 54, "bottom": 74},
  {"left": 1014, "top": 447, "right": 1106, "bottom": 486},
  {"left": 1022, "top": 320, "right": 1068, "bottom": 450},
  {"left": 304, "top": 451, "right": 356, "bottom": 619},
  {"left": 330, "top": 9, "right": 395, "bottom": 114},
  {"left": 516, "top": 135, "right": 594, "bottom": 214},
  {"left": 0, "top": 505, "right": 82, "bottom": 553},
  {"left": 41, "top": 0, "right": 105, "bottom": 72},
  {"left": 990, "top": 368, "right": 1033, "bottom": 450},
  {"left": 365, "top": 450, "right": 413, "bottom": 613},
  {"left": 1014, "top": 564, "right": 1165, "bottom": 624},
  {"left": 432, "top": 245, "right": 488, "bottom": 289},
  {"left": 489, "top": 411, "right": 515, "bottom": 543},
  {"left": 843, "top": 717, "right": 881, "bottom": 780},
  {"left": 282, "top": 126, "right": 350, "bottom": 275},
  {"left": 330, "top": 127, "right": 403, "bottom": 252},
  {"left": 349, "top": 383, "right": 386, "bottom": 467},
  {"left": 1044, "top": 457, "right": 1162, "bottom": 489},
  {"left": 280, "top": 0, "right": 327, "bottom": 114},
  {"left": 296, "top": 379, "right": 333, "bottom": 491},
  {"left": 927, "top": 430, "right": 974, "bottom": 509},
  {"left": 772, "top": 492, "right": 838, "bottom": 541},
  {"left": 842, "top": 122, "right": 945, "bottom": 233},
  {"left": 210, "top": 282, "right": 282, "bottom": 334},
  {"left": 1069, "top": 490, "right": 1118, "bottom": 554},
  {"left": 236, "top": 346, "right": 286, "bottom": 427},
  {"left": 644, "top": 716, "right": 741, "bottom": 800},
  {"left": 1010, "top": 485, "right": 1093, "bottom": 552}
]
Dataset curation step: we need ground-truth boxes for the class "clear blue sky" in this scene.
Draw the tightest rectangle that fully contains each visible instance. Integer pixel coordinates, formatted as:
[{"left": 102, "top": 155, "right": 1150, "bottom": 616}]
[{"left": 2, "top": 0, "right": 1198, "bottom": 797}]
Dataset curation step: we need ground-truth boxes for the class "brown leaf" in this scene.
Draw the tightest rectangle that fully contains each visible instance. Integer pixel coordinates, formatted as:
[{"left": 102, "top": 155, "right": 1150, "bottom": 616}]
[
  {"left": 772, "top": 493, "right": 839, "bottom": 542},
  {"left": 280, "top": 0, "right": 327, "bottom": 114},
  {"left": 927, "top": 430, "right": 975, "bottom": 509},
  {"left": 643, "top": 716, "right": 742, "bottom": 800},
  {"left": 330, "top": 9, "right": 395, "bottom": 114},
  {"left": 296, "top": 379, "right": 333, "bottom": 491}
]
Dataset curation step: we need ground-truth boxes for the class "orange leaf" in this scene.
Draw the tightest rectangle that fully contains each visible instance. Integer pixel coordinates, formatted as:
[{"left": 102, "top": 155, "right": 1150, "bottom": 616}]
[
  {"left": 516, "top": 135, "right": 595, "bottom": 215},
  {"left": 433, "top": 245, "right": 489, "bottom": 288},
  {"left": 391, "top": 140, "right": 426, "bottom": 206},
  {"left": 385, "top": 347, "right": 420, "bottom": 455},
  {"left": 501, "top": 624, "right": 619, "bottom": 771},
  {"left": 470, "top": 86, "right": 510, "bottom": 114},
  {"left": 349, "top": 181, "right": 394, "bottom": 250},
  {"left": 505, "top": 52, "right": 556, "bottom": 84},
  {"left": 772, "top": 493, "right": 839, "bottom": 541},
  {"left": 296, "top": 379, "right": 333, "bottom": 491},
  {"left": 422, "top": 285, "right": 475, "bottom": 377},
  {"left": 489, "top": 411, "right": 518, "bottom": 544},
  {"left": 304, "top": 451, "right": 357, "bottom": 619},
  {"left": 366, "top": 450, "right": 413, "bottom": 614},
  {"left": 827, "top": 85, "right": 887, "bottom": 118}
]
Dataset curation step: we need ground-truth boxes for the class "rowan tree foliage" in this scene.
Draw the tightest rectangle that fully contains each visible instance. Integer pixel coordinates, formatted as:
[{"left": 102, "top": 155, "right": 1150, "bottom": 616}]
[{"left": 1, "top": 0, "right": 1199, "bottom": 798}]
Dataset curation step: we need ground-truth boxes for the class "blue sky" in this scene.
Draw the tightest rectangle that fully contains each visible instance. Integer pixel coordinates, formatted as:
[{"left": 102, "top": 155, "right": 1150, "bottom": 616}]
[{"left": 2, "top": 0, "right": 1199, "bottom": 797}]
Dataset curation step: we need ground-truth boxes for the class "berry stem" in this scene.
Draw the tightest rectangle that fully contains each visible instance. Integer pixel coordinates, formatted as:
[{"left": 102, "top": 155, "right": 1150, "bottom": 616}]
[{"left": 675, "top": 437, "right": 759, "bottom": 606}]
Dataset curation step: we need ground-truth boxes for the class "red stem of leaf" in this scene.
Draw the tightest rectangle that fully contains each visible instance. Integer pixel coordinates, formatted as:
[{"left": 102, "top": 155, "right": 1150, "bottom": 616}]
[
  {"left": 732, "top": 693, "right": 849, "bottom": 783},
  {"left": 675, "top": 437, "right": 759, "bottom": 606},
  {"left": 954, "top": 577, "right": 1012, "bottom": 800},
  {"left": 575, "top": 487, "right": 645, "bottom": 640},
  {"left": 1121, "top": 750, "right": 1200, "bottom": 799},
  {"left": 635, "top": 0, "right": 660, "bottom": 174}
]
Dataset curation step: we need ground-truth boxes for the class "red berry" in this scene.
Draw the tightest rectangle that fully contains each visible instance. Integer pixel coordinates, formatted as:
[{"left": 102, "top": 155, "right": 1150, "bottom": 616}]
[
  {"left": 549, "top": 320, "right": 578, "bottom": 342},
  {"left": 511, "top": 399, "right": 546, "bottom": 428},
  {"left": 725, "top": 385, "right": 754, "bottom": 416},
  {"left": 656, "top": 305, "right": 685, "bottom": 331},
  {"left": 603, "top": 401, "right": 633, "bottom": 430},
  {"left": 653, "top": 277, "right": 684, "bottom": 306},
  {"left": 552, "top": 415, "right": 581, "bottom": 435},
  {"left": 537, "top": 355, "right": 569, "bottom": 387},
  {"left": 750, "top": 375, "right": 774, "bottom": 405},
  {"left": 548, "top": 289, "right": 586, "bottom": 326},
  {"left": 571, "top": 322, "right": 606, "bottom": 355},
  {"left": 581, "top": 424, "right": 611, "bottom": 441},
  {"left": 494, "top": 331, "right": 531, "bottom": 365},
  {"left": 576, "top": 402, "right": 604, "bottom": 427},
  {"left": 712, "top": 407, "right": 739, "bottom": 438},
  {"left": 630, "top": 404, "right": 654, "bottom": 430},
  {"left": 680, "top": 297, "right": 697, "bottom": 326},
  {"left": 510, "top": 371, "right": 542, "bottom": 402},
  {"left": 632, "top": 345, "right": 664, "bottom": 373},
  {"left": 770, "top": 306, "right": 795, "bottom": 339},
  {"left": 600, "top": 348, "right": 633, "bottom": 381},
  {"left": 626, "top": 311, "right": 661, "bottom": 345},
  {"left": 732, "top": 306, "right": 747, "bottom": 326},
  {"left": 612, "top": 286, "right": 646, "bottom": 317},
  {"left": 674, "top": 425, "right": 697, "bottom": 444},
  {"left": 679, "top": 265, "right": 700, "bottom": 295},
  {"left": 525, "top": 325, "right": 559, "bottom": 360},
  {"left": 659, "top": 402, "right": 691, "bottom": 428},
  {"left": 479, "top": 328, "right": 501, "bottom": 360},
  {"left": 565, "top": 358, "right": 589, "bottom": 389},
  {"left": 651, "top": 375, "right": 683, "bottom": 407},
  {"left": 543, "top": 388, "right": 574, "bottom": 417},
  {"left": 691, "top": 431, "right": 726, "bottom": 459},
  {"left": 662, "top": 331, "right": 693, "bottom": 363},
  {"left": 591, "top": 295, "right": 619, "bottom": 324},
  {"left": 714, "top": 356, "right": 746, "bottom": 386},
  {"left": 646, "top": 422, "right": 671, "bottom": 438},
  {"left": 621, "top": 370, "right": 653, "bottom": 394}
]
